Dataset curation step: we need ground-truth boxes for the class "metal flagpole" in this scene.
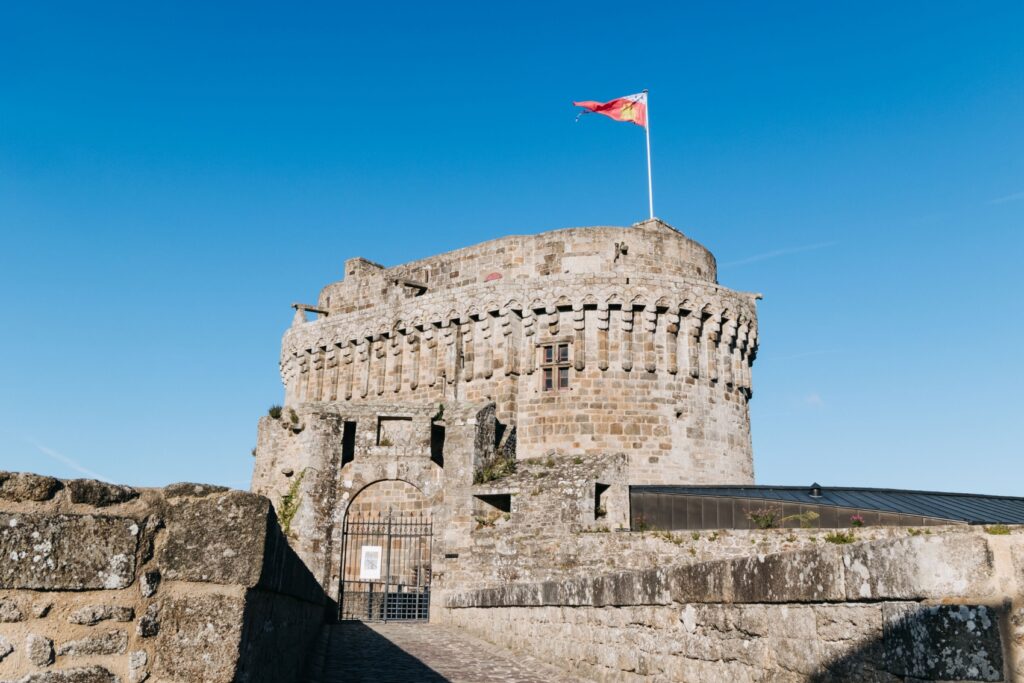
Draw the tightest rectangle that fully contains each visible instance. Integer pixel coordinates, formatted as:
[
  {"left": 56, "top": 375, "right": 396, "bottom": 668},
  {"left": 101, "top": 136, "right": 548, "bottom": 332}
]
[{"left": 643, "top": 89, "right": 653, "bottom": 219}]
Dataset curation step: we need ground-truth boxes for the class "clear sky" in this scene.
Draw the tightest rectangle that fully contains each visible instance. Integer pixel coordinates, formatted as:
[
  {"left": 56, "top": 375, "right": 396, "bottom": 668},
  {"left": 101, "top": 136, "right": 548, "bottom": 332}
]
[{"left": 1, "top": 2, "right": 1021, "bottom": 494}]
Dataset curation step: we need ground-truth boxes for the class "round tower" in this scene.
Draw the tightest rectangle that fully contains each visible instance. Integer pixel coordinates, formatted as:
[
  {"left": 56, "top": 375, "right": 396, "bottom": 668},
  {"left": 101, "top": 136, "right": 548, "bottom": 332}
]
[{"left": 276, "top": 219, "right": 758, "bottom": 485}]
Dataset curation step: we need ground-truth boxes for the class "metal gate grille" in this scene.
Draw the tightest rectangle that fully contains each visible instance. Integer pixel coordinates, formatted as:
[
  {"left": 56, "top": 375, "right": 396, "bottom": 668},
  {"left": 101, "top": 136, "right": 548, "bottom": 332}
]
[{"left": 339, "top": 513, "right": 432, "bottom": 622}]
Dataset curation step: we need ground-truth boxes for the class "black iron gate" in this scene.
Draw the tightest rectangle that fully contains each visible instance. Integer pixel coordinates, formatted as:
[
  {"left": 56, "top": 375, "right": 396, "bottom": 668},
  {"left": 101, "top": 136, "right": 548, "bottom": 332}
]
[{"left": 339, "top": 513, "right": 432, "bottom": 622}]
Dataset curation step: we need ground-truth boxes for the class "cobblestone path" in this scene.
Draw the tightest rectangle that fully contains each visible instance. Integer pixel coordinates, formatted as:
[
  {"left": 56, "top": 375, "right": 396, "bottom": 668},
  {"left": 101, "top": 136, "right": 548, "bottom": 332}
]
[{"left": 305, "top": 622, "right": 583, "bottom": 682}]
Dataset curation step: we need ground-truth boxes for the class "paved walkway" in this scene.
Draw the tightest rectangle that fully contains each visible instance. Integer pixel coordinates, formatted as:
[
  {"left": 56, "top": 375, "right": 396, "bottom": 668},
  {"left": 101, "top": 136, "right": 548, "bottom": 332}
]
[{"left": 305, "top": 622, "right": 584, "bottom": 683}]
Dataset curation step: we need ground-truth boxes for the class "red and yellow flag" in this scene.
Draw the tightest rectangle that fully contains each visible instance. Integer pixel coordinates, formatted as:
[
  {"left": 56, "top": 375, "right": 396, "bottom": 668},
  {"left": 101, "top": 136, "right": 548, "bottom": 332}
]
[{"left": 573, "top": 92, "right": 648, "bottom": 127}]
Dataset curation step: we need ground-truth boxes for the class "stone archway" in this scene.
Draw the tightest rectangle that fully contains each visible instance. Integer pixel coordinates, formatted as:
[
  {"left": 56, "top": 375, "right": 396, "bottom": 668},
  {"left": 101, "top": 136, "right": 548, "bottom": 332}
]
[
  {"left": 339, "top": 479, "right": 432, "bottom": 621},
  {"left": 346, "top": 479, "right": 430, "bottom": 519}
]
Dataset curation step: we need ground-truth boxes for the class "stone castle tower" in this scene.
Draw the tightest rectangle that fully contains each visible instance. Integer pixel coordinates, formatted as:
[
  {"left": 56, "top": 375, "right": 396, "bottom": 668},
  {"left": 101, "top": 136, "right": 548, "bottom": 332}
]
[{"left": 251, "top": 218, "right": 759, "bottom": 598}]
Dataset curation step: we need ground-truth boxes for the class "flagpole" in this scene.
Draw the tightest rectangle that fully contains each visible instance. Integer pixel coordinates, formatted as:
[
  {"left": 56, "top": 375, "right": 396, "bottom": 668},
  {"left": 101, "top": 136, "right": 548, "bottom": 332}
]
[{"left": 643, "top": 89, "right": 653, "bottom": 219}]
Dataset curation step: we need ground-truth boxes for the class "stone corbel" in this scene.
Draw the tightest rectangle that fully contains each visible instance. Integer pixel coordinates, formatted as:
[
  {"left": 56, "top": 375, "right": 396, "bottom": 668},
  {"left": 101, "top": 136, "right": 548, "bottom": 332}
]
[
  {"left": 597, "top": 304, "right": 610, "bottom": 371},
  {"left": 572, "top": 304, "right": 586, "bottom": 371},
  {"left": 666, "top": 312, "right": 680, "bottom": 375},
  {"left": 620, "top": 307, "right": 634, "bottom": 372}
]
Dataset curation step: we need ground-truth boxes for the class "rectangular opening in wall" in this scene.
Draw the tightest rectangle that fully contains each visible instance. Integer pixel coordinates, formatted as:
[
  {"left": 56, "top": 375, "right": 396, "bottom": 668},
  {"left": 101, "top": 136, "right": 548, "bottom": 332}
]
[
  {"left": 377, "top": 416, "right": 413, "bottom": 447},
  {"left": 473, "top": 493, "right": 512, "bottom": 514},
  {"left": 341, "top": 421, "right": 356, "bottom": 466},
  {"left": 430, "top": 424, "right": 445, "bottom": 467},
  {"left": 595, "top": 483, "right": 610, "bottom": 520}
]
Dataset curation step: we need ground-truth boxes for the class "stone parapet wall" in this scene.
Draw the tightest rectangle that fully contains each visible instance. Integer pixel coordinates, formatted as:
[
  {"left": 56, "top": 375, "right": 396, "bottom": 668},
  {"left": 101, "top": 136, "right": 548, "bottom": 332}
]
[
  {"left": 316, "top": 220, "right": 720, "bottom": 317},
  {"left": 442, "top": 527, "right": 1024, "bottom": 682},
  {"left": 455, "top": 519, "right": 989, "bottom": 590},
  {"left": 0, "top": 472, "right": 326, "bottom": 683}
]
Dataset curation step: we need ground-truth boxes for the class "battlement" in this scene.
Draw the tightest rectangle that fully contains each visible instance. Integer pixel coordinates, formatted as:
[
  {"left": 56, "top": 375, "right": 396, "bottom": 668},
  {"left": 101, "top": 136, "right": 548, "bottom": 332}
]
[{"left": 315, "top": 219, "right": 719, "bottom": 316}]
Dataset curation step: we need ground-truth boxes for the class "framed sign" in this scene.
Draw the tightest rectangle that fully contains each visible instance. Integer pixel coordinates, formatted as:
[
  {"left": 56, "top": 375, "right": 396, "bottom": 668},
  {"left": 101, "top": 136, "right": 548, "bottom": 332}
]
[{"left": 359, "top": 545, "right": 382, "bottom": 580}]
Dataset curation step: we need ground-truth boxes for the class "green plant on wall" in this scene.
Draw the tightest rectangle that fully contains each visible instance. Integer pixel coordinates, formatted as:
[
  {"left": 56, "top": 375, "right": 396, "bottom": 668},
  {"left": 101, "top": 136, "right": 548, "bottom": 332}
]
[
  {"left": 746, "top": 507, "right": 781, "bottom": 529},
  {"left": 268, "top": 405, "right": 283, "bottom": 419},
  {"left": 279, "top": 470, "right": 306, "bottom": 538},
  {"left": 474, "top": 456, "right": 516, "bottom": 484}
]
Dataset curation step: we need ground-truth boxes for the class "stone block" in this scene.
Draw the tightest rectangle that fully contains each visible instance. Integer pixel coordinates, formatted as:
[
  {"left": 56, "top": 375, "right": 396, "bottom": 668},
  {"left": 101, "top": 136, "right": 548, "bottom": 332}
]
[
  {"left": 882, "top": 603, "right": 1003, "bottom": 681},
  {"left": 668, "top": 560, "right": 731, "bottom": 603},
  {"left": 159, "top": 490, "right": 269, "bottom": 586},
  {"left": 732, "top": 547, "right": 845, "bottom": 603},
  {"left": 139, "top": 570, "right": 160, "bottom": 598},
  {"left": 65, "top": 479, "right": 138, "bottom": 507},
  {"left": 26, "top": 633, "right": 54, "bottom": 667},
  {"left": 68, "top": 605, "right": 134, "bottom": 625},
  {"left": 0, "top": 472, "right": 62, "bottom": 502},
  {"left": 128, "top": 650, "right": 148, "bottom": 683},
  {"left": 20, "top": 667, "right": 119, "bottom": 683},
  {"left": 153, "top": 593, "right": 245, "bottom": 683},
  {"left": 56, "top": 630, "right": 128, "bottom": 656},
  {"left": 843, "top": 534, "right": 993, "bottom": 600},
  {"left": 0, "top": 597, "right": 24, "bottom": 622},
  {"left": 0, "top": 513, "right": 139, "bottom": 590},
  {"left": 136, "top": 603, "right": 159, "bottom": 638},
  {"left": 0, "top": 634, "right": 12, "bottom": 662}
]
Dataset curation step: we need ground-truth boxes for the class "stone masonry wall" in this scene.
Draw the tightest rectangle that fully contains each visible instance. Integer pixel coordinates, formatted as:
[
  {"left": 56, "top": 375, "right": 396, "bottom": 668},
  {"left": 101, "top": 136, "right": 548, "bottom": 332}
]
[
  {"left": 442, "top": 527, "right": 1024, "bottom": 682},
  {"left": 0, "top": 472, "right": 326, "bottom": 683}
]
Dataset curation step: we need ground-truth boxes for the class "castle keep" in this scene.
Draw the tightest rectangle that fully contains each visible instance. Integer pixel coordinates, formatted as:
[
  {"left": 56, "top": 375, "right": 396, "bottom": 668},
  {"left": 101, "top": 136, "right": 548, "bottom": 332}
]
[
  {"left": 261, "top": 217, "right": 758, "bottom": 486},
  {"left": 250, "top": 218, "right": 761, "bottom": 608}
]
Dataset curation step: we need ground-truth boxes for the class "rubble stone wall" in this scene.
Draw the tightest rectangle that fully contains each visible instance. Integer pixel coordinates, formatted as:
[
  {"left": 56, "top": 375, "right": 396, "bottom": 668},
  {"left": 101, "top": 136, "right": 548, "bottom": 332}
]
[
  {"left": 442, "top": 528, "right": 1024, "bottom": 682},
  {"left": 0, "top": 472, "right": 326, "bottom": 683}
]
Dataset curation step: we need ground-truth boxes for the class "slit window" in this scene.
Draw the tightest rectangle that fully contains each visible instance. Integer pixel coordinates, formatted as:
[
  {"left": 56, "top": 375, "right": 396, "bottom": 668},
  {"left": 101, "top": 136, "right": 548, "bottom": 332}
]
[{"left": 541, "top": 343, "right": 571, "bottom": 392}]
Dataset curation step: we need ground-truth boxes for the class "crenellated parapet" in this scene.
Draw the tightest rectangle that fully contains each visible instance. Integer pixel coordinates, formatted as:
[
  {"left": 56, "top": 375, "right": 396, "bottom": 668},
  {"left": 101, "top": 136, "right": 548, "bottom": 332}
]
[{"left": 282, "top": 278, "right": 758, "bottom": 400}]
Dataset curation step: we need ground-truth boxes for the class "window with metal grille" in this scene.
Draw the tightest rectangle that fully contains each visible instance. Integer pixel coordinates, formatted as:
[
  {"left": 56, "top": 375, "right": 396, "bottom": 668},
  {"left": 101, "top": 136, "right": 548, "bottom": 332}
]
[{"left": 541, "top": 343, "right": 571, "bottom": 391}]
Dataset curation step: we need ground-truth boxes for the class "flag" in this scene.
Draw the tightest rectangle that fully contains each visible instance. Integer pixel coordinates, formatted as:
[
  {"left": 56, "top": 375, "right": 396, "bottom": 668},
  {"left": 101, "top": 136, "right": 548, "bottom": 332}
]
[{"left": 573, "top": 92, "right": 648, "bottom": 127}]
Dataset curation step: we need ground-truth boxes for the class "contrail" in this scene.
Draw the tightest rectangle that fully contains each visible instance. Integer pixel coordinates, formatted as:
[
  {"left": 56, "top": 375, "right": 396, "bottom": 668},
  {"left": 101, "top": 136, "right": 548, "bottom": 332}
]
[
  {"left": 720, "top": 241, "right": 836, "bottom": 268},
  {"left": 988, "top": 191, "right": 1024, "bottom": 205},
  {"left": 25, "top": 438, "right": 111, "bottom": 482}
]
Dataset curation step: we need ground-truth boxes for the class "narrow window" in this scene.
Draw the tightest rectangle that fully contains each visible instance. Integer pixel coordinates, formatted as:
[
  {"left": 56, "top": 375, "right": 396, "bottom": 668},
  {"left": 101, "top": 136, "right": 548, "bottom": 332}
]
[
  {"left": 341, "top": 421, "right": 356, "bottom": 466},
  {"left": 540, "top": 343, "right": 571, "bottom": 391}
]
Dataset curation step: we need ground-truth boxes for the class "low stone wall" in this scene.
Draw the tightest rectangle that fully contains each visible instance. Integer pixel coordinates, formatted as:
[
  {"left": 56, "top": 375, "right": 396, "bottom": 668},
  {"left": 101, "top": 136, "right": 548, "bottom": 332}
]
[
  {"left": 0, "top": 472, "right": 326, "bottom": 683},
  {"left": 442, "top": 528, "right": 1024, "bottom": 682}
]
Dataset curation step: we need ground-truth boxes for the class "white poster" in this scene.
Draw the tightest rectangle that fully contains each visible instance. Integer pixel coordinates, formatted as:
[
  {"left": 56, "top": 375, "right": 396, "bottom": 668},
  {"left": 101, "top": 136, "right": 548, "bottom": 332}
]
[{"left": 359, "top": 545, "right": 382, "bottom": 580}]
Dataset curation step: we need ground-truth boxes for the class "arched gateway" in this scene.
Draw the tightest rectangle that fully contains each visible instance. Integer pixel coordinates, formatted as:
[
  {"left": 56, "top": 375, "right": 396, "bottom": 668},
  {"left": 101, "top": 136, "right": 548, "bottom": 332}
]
[{"left": 339, "top": 480, "right": 432, "bottom": 622}]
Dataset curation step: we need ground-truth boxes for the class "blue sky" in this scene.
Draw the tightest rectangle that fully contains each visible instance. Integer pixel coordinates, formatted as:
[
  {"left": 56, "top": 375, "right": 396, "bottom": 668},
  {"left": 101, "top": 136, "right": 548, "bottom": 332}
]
[{"left": 1, "top": 2, "right": 1021, "bottom": 494}]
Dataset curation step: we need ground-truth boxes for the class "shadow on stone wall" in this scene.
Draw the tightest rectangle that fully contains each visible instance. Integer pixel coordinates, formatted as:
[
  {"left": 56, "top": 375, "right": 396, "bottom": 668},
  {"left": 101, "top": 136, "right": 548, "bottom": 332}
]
[
  {"left": 235, "top": 508, "right": 332, "bottom": 682},
  {"left": 808, "top": 602, "right": 1010, "bottom": 683}
]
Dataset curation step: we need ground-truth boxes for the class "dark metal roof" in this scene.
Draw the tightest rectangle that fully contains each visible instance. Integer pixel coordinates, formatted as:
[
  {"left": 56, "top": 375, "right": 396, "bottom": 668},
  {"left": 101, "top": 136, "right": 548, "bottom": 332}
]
[{"left": 631, "top": 485, "right": 1024, "bottom": 524}]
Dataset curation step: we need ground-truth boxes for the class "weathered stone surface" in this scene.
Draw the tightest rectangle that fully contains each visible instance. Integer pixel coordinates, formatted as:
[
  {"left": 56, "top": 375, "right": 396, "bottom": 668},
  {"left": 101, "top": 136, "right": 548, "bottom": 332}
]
[
  {"left": 136, "top": 603, "right": 159, "bottom": 638},
  {"left": 843, "top": 534, "right": 993, "bottom": 600},
  {"left": 20, "top": 666, "right": 119, "bottom": 683},
  {"left": 56, "top": 630, "right": 128, "bottom": 657},
  {"left": 164, "top": 482, "right": 228, "bottom": 498},
  {"left": 0, "top": 634, "right": 13, "bottom": 661},
  {"left": 159, "top": 491, "right": 269, "bottom": 586},
  {"left": 0, "top": 472, "right": 62, "bottom": 502},
  {"left": 65, "top": 480, "right": 138, "bottom": 508},
  {"left": 128, "top": 650, "right": 148, "bottom": 683},
  {"left": 0, "top": 597, "right": 24, "bottom": 622},
  {"left": 882, "top": 603, "right": 1003, "bottom": 681},
  {"left": 732, "top": 547, "right": 845, "bottom": 603},
  {"left": 668, "top": 559, "right": 731, "bottom": 603},
  {"left": 0, "top": 513, "right": 139, "bottom": 590},
  {"left": 138, "top": 570, "right": 160, "bottom": 598},
  {"left": 26, "top": 633, "right": 54, "bottom": 667},
  {"left": 68, "top": 605, "right": 134, "bottom": 626},
  {"left": 154, "top": 593, "right": 245, "bottom": 683}
]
